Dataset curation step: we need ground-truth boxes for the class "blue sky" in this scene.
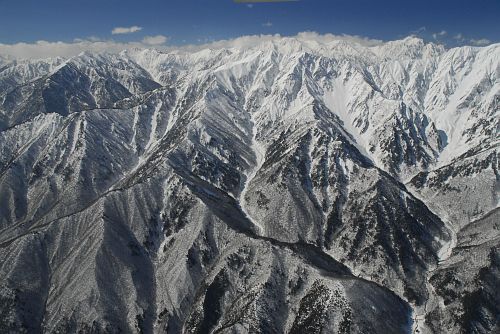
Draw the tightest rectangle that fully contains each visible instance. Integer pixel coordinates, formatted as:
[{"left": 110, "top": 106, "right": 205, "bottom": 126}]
[{"left": 0, "top": 0, "right": 498, "bottom": 47}]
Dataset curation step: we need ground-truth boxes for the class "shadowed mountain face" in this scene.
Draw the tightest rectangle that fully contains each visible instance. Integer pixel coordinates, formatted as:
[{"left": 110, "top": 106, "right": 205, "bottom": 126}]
[{"left": 0, "top": 37, "right": 498, "bottom": 333}]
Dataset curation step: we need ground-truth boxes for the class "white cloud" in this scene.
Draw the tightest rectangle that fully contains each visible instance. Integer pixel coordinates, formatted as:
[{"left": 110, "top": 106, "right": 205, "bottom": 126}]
[
  {"left": 469, "top": 38, "right": 491, "bottom": 46},
  {"left": 432, "top": 30, "right": 447, "bottom": 39},
  {"left": 262, "top": 21, "right": 273, "bottom": 27},
  {"left": 141, "top": 35, "right": 168, "bottom": 45},
  {"left": 296, "top": 31, "right": 383, "bottom": 46},
  {"left": 73, "top": 36, "right": 102, "bottom": 43},
  {"left": 450, "top": 34, "right": 492, "bottom": 46},
  {"left": 0, "top": 38, "right": 169, "bottom": 59},
  {"left": 178, "top": 32, "right": 383, "bottom": 52},
  {"left": 0, "top": 32, "right": 401, "bottom": 60},
  {"left": 183, "top": 34, "right": 281, "bottom": 51},
  {"left": 111, "top": 26, "right": 143, "bottom": 35},
  {"left": 247, "top": 4, "right": 254, "bottom": 8}
]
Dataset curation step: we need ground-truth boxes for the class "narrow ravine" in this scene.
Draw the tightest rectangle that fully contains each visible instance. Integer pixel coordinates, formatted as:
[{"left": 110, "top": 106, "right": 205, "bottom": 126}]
[
  {"left": 239, "top": 112, "right": 266, "bottom": 234},
  {"left": 410, "top": 203, "right": 458, "bottom": 334}
]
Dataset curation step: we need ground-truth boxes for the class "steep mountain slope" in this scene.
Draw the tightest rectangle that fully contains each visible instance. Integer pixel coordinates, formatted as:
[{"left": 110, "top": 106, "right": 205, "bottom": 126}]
[
  {"left": 431, "top": 208, "right": 499, "bottom": 333},
  {"left": 0, "top": 37, "right": 498, "bottom": 333}
]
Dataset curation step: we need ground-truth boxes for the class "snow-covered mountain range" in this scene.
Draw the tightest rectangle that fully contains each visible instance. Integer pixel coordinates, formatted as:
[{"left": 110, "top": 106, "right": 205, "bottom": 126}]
[{"left": 0, "top": 36, "right": 498, "bottom": 333}]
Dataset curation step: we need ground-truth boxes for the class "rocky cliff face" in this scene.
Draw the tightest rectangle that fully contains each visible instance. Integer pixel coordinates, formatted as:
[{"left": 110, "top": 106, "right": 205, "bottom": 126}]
[{"left": 0, "top": 37, "right": 498, "bottom": 333}]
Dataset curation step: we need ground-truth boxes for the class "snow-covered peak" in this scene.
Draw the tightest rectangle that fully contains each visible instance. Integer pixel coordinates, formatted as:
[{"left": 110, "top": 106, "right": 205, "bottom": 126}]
[
  {"left": 1, "top": 37, "right": 498, "bottom": 177},
  {"left": 371, "top": 36, "right": 445, "bottom": 60}
]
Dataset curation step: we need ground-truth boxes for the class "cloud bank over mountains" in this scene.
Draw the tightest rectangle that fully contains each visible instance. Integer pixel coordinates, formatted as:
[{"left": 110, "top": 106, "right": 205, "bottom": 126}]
[
  {"left": 0, "top": 31, "right": 495, "bottom": 60},
  {"left": 0, "top": 32, "right": 384, "bottom": 59},
  {"left": 0, "top": 39, "right": 158, "bottom": 59}
]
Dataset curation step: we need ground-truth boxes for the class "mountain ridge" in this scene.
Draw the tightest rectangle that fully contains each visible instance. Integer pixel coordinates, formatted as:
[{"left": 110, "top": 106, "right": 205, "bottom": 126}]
[{"left": 0, "top": 37, "right": 498, "bottom": 333}]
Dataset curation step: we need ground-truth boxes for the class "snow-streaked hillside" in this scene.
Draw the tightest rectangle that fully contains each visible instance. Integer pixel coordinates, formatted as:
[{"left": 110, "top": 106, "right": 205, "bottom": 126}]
[{"left": 0, "top": 36, "right": 498, "bottom": 333}]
